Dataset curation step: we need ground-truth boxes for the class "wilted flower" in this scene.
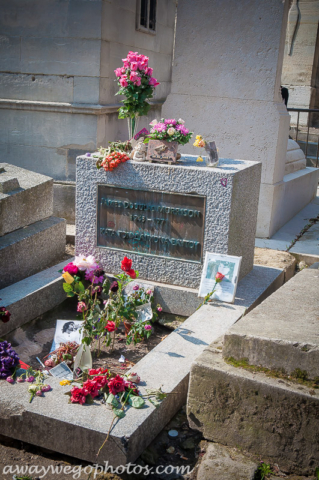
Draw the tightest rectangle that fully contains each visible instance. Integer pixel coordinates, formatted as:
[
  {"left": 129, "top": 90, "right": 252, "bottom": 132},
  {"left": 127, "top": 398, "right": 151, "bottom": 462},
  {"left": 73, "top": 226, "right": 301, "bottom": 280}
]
[
  {"left": 133, "top": 285, "right": 139, "bottom": 291},
  {"left": 77, "top": 301, "right": 87, "bottom": 313},
  {"left": 127, "top": 372, "right": 141, "bottom": 384},
  {"left": 110, "top": 281, "right": 119, "bottom": 293},
  {"left": 60, "top": 379, "right": 71, "bottom": 386},
  {"left": 0, "top": 307, "right": 11, "bottom": 323},
  {"left": 6, "top": 376, "right": 14, "bottom": 384}
]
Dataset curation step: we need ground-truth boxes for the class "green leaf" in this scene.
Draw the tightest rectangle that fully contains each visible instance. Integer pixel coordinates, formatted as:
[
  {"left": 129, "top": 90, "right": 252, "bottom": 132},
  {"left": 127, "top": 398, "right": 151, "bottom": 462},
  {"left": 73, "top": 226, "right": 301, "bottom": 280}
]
[
  {"left": 106, "top": 393, "right": 119, "bottom": 408},
  {"left": 113, "top": 408, "right": 125, "bottom": 418},
  {"left": 63, "top": 283, "right": 73, "bottom": 292},
  {"left": 67, "top": 292, "right": 75, "bottom": 298},
  {"left": 75, "top": 281, "right": 85, "bottom": 293},
  {"left": 128, "top": 395, "right": 145, "bottom": 409}
]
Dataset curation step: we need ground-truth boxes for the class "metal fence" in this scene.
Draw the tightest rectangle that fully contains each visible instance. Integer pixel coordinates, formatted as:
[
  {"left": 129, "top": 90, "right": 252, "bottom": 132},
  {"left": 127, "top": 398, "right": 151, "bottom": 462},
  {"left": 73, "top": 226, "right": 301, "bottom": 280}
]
[{"left": 287, "top": 107, "right": 319, "bottom": 167}]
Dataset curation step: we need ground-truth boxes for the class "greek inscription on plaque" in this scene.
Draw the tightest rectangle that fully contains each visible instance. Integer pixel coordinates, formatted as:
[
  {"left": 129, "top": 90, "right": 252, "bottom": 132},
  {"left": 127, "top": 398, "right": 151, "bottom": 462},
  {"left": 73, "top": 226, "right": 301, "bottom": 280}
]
[{"left": 97, "top": 185, "right": 206, "bottom": 263}]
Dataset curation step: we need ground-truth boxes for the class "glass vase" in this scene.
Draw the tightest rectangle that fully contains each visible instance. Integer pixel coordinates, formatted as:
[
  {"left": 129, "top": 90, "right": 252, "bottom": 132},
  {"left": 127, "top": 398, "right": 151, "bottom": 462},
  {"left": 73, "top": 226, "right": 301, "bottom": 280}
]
[
  {"left": 205, "top": 144, "right": 219, "bottom": 167},
  {"left": 73, "top": 342, "right": 92, "bottom": 376},
  {"left": 127, "top": 115, "right": 140, "bottom": 140}
]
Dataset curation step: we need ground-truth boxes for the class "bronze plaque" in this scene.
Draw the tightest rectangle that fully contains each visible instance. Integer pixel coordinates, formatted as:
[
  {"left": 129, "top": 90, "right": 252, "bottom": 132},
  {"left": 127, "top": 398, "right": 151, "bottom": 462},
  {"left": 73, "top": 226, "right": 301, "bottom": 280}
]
[
  {"left": 146, "top": 140, "right": 178, "bottom": 163},
  {"left": 97, "top": 185, "right": 206, "bottom": 263}
]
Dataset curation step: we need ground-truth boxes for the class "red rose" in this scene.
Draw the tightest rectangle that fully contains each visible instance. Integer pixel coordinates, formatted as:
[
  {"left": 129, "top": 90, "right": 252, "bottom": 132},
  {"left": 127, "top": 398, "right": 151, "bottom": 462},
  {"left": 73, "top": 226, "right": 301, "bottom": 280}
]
[
  {"left": 215, "top": 272, "right": 225, "bottom": 283},
  {"left": 127, "top": 269, "right": 136, "bottom": 279},
  {"left": 89, "top": 368, "right": 108, "bottom": 376},
  {"left": 94, "top": 375, "right": 108, "bottom": 389},
  {"left": 63, "top": 262, "right": 79, "bottom": 275},
  {"left": 121, "top": 256, "right": 132, "bottom": 272},
  {"left": 70, "top": 387, "right": 87, "bottom": 405},
  {"left": 105, "top": 321, "right": 116, "bottom": 332},
  {"left": 108, "top": 375, "right": 125, "bottom": 395},
  {"left": 0, "top": 307, "right": 11, "bottom": 323},
  {"left": 124, "top": 380, "right": 140, "bottom": 396},
  {"left": 83, "top": 379, "right": 100, "bottom": 398}
]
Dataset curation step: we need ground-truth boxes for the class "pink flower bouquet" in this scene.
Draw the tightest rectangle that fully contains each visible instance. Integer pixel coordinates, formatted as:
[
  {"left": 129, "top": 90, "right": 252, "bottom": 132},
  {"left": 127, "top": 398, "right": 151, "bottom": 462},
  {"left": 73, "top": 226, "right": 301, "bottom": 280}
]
[{"left": 147, "top": 118, "right": 193, "bottom": 145}]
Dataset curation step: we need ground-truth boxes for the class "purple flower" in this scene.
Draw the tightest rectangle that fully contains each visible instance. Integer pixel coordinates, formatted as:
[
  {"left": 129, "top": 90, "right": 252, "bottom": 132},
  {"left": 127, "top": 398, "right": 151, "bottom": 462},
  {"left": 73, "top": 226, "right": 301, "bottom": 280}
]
[
  {"left": 86, "top": 153, "right": 91, "bottom": 157},
  {"left": 133, "top": 285, "right": 139, "bottom": 291},
  {"left": 144, "top": 325, "right": 152, "bottom": 331}
]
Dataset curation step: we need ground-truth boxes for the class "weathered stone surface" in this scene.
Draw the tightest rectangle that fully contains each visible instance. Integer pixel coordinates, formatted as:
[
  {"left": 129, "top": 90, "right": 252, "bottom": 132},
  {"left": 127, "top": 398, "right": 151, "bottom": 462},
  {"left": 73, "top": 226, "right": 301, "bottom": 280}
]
[
  {"left": 0, "top": 217, "right": 66, "bottom": 289},
  {"left": 187, "top": 350, "right": 319, "bottom": 475},
  {"left": 0, "top": 163, "right": 53, "bottom": 236},
  {"left": 223, "top": 268, "right": 319, "bottom": 379},
  {"left": 0, "top": 259, "right": 71, "bottom": 337},
  {"left": 196, "top": 442, "right": 257, "bottom": 480},
  {"left": 76, "top": 155, "right": 261, "bottom": 288}
]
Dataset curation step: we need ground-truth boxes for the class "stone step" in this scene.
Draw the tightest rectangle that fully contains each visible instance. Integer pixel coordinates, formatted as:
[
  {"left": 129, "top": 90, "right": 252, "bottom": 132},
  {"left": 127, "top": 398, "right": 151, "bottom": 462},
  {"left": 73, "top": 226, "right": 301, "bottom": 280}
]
[
  {"left": 222, "top": 268, "right": 319, "bottom": 379},
  {"left": 0, "top": 216, "right": 66, "bottom": 289},
  {"left": 0, "top": 258, "right": 72, "bottom": 337},
  {"left": 0, "top": 162, "right": 53, "bottom": 237},
  {"left": 187, "top": 349, "right": 319, "bottom": 475}
]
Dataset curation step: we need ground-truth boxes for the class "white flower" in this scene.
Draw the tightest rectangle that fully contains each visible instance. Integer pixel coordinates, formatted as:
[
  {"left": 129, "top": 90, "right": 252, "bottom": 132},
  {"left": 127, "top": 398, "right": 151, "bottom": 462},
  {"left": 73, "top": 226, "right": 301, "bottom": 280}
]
[
  {"left": 167, "top": 127, "right": 176, "bottom": 136},
  {"left": 73, "top": 255, "right": 97, "bottom": 272},
  {"left": 178, "top": 118, "right": 185, "bottom": 124},
  {"left": 149, "top": 119, "right": 158, "bottom": 126}
]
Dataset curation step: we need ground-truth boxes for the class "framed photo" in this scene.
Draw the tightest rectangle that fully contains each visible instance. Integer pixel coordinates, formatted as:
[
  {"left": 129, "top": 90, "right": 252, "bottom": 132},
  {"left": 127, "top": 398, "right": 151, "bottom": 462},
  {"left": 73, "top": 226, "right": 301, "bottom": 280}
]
[
  {"left": 198, "top": 252, "right": 242, "bottom": 303},
  {"left": 50, "top": 320, "right": 83, "bottom": 353}
]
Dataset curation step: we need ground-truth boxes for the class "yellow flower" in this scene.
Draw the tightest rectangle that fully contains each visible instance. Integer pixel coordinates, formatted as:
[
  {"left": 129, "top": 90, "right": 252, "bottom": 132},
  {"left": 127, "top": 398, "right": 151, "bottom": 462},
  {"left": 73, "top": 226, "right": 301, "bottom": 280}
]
[
  {"left": 196, "top": 156, "right": 204, "bottom": 162},
  {"left": 60, "top": 379, "right": 71, "bottom": 386},
  {"left": 196, "top": 135, "right": 203, "bottom": 140},
  {"left": 62, "top": 272, "right": 74, "bottom": 284}
]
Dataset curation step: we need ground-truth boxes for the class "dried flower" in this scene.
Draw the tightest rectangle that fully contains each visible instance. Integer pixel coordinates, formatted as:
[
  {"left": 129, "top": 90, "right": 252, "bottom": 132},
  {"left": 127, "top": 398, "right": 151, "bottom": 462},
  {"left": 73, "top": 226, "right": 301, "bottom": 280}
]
[
  {"left": 0, "top": 307, "right": 11, "bottom": 323},
  {"left": 77, "top": 301, "right": 88, "bottom": 313}
]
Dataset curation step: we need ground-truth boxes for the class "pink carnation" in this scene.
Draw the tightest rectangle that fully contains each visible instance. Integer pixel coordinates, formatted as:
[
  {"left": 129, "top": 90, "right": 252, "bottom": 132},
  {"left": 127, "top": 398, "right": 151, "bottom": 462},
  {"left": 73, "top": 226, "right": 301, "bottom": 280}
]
[
  {"left": 130, "top": 61, "right": 138, "bottom": 71},
  {"left": 134, "top": 77, "right": 141, "bottom": 86},
  {"left": 130, "top": 71, "right": 139, "bottom": 82},
  {"left": 114, "top": 67, "right": 123, "bottom": 77},
  {"left": 145, "top": 67, "right": 153, "bottom": 76},
  {"left": 153, "top": 122, "right": 166, "bottom": 132}
]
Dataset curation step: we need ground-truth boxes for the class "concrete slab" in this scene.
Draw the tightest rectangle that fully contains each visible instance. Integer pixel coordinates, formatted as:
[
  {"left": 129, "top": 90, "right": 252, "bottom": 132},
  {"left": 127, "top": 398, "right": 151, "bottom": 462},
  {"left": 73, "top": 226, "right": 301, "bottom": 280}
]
[
  {"left": 196, "top": 442, "right": 257, "bottom": 480},
  {"left": 0, "top": 265, "right": 282, "bottom": 467},
  {"left": 0, "top": 162, "right": 53, "bottom": 236},
  {"left": 223, "top": 268, "right": 319, "bottom": 379},
  {"left": 187, "top": 350, "right": 319, "bottom": 475},
  {"left": 0, "top": 216, "right": 66, "bottom": 289},
  {"left": 0, "top": 259, "right": 72, "bottom": 337}
]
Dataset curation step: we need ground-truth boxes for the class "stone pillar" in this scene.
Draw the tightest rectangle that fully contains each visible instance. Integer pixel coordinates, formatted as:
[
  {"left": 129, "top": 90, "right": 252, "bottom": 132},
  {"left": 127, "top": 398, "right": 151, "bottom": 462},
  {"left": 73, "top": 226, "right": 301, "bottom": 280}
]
[
  {"left": 163, "top": 0, "right": 294, "bottom": 238},
  {"left": 282, "top": 0, "right": 319, "bottom": 126}
]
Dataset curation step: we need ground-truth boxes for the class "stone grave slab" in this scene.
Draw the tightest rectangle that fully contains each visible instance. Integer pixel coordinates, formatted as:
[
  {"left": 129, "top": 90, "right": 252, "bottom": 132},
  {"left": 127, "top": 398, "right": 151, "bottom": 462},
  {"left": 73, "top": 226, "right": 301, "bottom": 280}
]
[
  {"left": 76, "top": 155, "right": 261, "bottom": 289},
  {"left": 0, "top": 264, "right": 283, "bottom": 466},
  {"left": 0, "top": 163, "right": 53, "bottom": 237}
]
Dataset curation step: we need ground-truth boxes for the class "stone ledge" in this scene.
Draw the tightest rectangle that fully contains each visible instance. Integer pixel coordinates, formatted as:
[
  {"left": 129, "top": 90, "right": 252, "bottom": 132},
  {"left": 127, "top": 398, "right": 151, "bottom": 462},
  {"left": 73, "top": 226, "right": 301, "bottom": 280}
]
[
  {"left": 0, "top": 217, "right": 66, "bottom": 289},
  {"left": 0, "top": 98, "right": 164, "bottom": 115},
  {"left": 222, "top": 268, "right": 319, "bottom": 378}
]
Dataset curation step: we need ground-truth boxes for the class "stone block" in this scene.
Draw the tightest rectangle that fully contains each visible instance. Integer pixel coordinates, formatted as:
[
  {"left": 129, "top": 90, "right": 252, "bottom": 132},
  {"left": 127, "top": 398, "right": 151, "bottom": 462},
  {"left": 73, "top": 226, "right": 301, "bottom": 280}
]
[
  {"left": 197, "top": 443, "right": 257, "bottom": 480},
  {"left": 73, "top": 76, "right": 100, "bottom": 104},
  {"left": 0, "top": 259, "right": 72, "bottom": 337},
  {"left": 20, "top": 37, "right": 101, "bottom": 76},
  {"left": 0, "top": 73, "right": 74, "bottom": 103},
  {"left": 53, "top": 182, "right": 76, "bottom": 224},
  {"left": 187, "top": 350, "right": 319, "bottom": 475},
  {"left": 0, "top": 35, "right": 21, "bottom": 72},
  {"left": 284, "top": 158, "right": 307, "bottom": 175},
  {"left": 0, "top": 217, "right": 66, "bottom": 289},
  {"left": 0, "top": 163, "right": 53, "bottom": 236},
  {"left": 76, "top": 156, "right": 261, "bottom": 288},
  {"left": 222, "top": 268, "right": 319, "bottom": 379},
  {"left": 0, "top": 0, "right": 102, "bottom": 40}
]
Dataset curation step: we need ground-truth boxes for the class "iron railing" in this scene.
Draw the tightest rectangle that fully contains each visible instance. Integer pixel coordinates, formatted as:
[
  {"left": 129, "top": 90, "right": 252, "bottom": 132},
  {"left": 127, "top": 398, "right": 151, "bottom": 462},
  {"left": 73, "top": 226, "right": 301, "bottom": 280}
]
[{"left": 287, "top": 107, "right": 319, "bottom": 167}]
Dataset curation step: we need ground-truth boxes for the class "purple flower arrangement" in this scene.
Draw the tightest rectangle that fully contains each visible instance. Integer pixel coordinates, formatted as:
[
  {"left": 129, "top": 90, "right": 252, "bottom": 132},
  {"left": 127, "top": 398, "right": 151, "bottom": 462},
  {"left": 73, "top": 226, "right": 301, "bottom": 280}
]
[
  {"left": 0, "top": 341, "right": 20, "bottom": 379},
  {"left": 148, "top": 118, "right": 193, "bottom": 145}
]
